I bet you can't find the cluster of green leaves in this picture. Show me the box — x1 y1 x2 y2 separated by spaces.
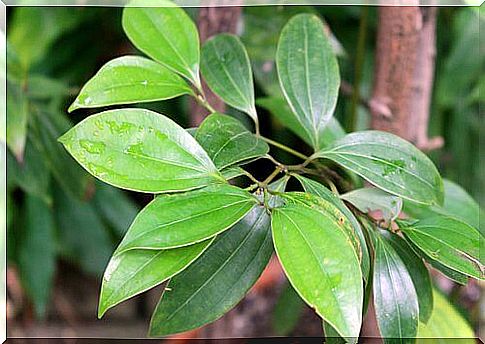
5 8 139 317
59 2 482 341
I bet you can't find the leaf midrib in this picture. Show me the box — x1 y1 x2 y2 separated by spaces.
163 208 268 323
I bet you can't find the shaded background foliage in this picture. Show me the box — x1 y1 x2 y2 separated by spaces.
5 5 483 338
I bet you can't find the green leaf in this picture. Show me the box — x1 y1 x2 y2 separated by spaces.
428 259 469 285
384 233 433 323
272 282 305 336
7 138 51 204
68 56 193 112
26 75 70 100
293 175 370 282
54 186 113 276
280 191 363 268
194 113 269 170
8 7 85 69
272 204 362 338
257 97 345 149
442 180 479 229
324 321 355 344
416 289 475 343
276 14 340 150
92 181 139 237
122 0 200 86
403 179 480 235
341 188 402 222
149 203 273 336
116 184 258 252
33 109 90 199
17 194 56 318
98 238 213 318
400 216 483 279
201 34 258 124
315 131 444 206
6 80 29 161
59 108 223 193
220 166 245 181
373 234 419 343
403 235 469 285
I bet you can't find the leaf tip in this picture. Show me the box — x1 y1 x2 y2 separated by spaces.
67 98 81 113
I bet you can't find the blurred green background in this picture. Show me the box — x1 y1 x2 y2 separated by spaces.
5 5 483 338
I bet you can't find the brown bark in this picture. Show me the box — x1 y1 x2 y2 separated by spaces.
189 4 242 126
409 8 443 151
370 7 443 151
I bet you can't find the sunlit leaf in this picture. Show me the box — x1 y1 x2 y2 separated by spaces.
116 184 258 252
69 56 193 112
98 238 213 318
276 14 340 150
122 0 200 86
293 175 370 281
272 204 362 338
59 108 223 193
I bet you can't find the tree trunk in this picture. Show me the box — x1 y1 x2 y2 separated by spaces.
370 7 442 151
364 7 440 341
189 4 242 126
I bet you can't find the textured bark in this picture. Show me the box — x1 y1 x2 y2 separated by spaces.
370 7 442 151
189 4 242 126
409 8 443 151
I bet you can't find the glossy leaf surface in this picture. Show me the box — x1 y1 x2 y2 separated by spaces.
149 180 285 336
201 34 258 122
195 113 268 170
341 188 402 222
280 192 363 267
373 235 419 343
149 203 272 336
293 175 370 281
116 184 258 252
272 204 362 338
276 14 340 150
385 233 433 323
400 216 483 279
59 108 222 193
69 56 192 112
98 239 213 318
315 131 444 205
122 0 200 86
